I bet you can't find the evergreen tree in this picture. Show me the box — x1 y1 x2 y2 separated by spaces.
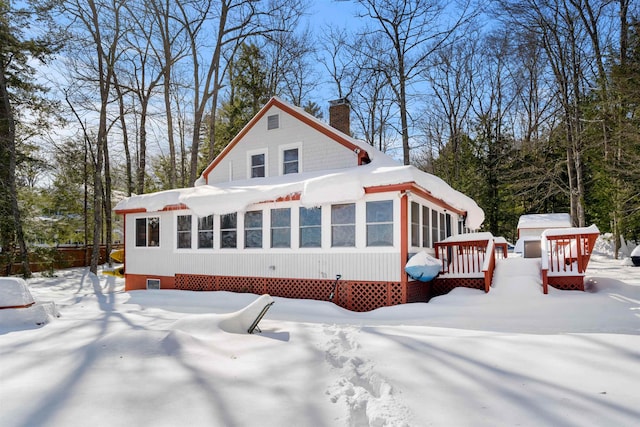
214 43 271 156
0 0 58 276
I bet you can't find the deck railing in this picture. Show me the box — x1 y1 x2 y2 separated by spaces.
434 237 503 293
540 225 599 293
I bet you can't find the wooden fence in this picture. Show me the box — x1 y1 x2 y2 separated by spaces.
1 245 122 276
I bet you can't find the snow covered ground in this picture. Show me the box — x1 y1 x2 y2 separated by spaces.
1 247 639 426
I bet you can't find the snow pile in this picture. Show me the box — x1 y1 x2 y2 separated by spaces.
1 256 639 426
0 277 35 307
593 233 616 256
541 223 599 237
0 278 59 328
172 294 274 336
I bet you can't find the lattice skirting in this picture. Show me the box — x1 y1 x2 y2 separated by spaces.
406 281 430 304
431 277 484 298
548 276 585 291
174 274 417 312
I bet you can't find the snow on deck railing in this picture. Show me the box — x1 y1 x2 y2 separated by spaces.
540 225 599 294
482 239 496 293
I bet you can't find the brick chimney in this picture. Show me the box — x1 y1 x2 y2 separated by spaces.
329 98 350 136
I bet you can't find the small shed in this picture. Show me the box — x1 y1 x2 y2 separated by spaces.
515 214 572 257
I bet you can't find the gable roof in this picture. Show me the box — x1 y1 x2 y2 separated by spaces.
200 97 371 182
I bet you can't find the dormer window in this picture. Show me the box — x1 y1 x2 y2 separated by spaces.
267 114 279 130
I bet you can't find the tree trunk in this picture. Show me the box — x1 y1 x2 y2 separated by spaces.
0 66 30 277
163 69 177 187
114 78 133 196
136 101 148 194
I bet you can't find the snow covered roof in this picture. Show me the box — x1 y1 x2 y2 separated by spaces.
115 157 485 229
541 224 600 237
517 213 572 230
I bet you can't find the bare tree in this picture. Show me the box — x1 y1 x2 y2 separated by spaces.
178 0 306 185
62 0 125 273
148 0 190 188
423 36 477 183
353 0 475 165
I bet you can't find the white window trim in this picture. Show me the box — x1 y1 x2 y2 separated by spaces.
174 213 193 251
279 142 302 175
134 216 161 249
247 149 268 179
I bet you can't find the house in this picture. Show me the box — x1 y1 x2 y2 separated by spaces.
114 97 485 311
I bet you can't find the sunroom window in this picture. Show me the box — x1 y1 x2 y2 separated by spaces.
411 202 420 247
198 215 214 249
299 207 321 248
220 213 237 248
245 211 263 248
366 200 393 247
331 203 355 247
431 210 439 244
177 215 192 249
271 208 291 248
136 217 160 247
422 206 430 247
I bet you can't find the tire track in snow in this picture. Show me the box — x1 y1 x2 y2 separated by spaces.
323 325 411 426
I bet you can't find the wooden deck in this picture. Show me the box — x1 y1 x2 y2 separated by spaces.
432 226 599 296
540 226 599 293
433 235 507 295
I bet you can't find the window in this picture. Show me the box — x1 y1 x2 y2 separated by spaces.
439 212 446 241
198 215 214 249
283 148 299 174
220 213 237 248
366 200 393 246
331 203 355 247
271 208 291 248
136 218 146 246
251 153 265 178
422 206 430 247
300 207 321 248
446 213 452 238
146 279 161 290
431 210 439 244
177 215 192 249
136 217 159 247
267 114 279 130
245 211 263 248
411 202 420 247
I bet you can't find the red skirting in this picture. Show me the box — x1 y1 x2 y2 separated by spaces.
125 273 431 312
431 277 485 298
547 276 585 291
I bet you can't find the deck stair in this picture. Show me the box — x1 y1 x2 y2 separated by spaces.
491 258 543 295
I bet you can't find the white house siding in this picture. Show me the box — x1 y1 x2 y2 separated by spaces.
206 106 359 184
125 194 403 282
